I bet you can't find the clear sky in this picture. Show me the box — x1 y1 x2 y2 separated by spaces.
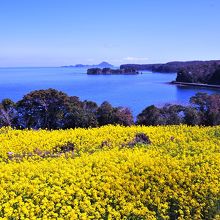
0 0 220 67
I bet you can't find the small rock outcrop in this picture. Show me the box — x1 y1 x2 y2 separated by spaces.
127 133 151 148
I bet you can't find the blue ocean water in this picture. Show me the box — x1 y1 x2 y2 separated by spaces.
0 67 220 116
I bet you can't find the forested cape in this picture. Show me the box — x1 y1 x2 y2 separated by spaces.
121 60 220 84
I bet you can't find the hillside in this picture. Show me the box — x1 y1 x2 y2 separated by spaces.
0 125 220 219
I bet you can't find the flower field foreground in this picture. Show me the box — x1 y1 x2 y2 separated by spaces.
0 126 220 219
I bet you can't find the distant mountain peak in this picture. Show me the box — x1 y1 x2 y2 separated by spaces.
98 61 111 65
97 62 114 68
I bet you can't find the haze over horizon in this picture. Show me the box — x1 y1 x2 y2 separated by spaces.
0 0 220 67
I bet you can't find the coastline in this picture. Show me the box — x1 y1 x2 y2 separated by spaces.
170 81 220 89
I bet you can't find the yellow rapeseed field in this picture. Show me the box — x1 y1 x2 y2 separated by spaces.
0 125 220 219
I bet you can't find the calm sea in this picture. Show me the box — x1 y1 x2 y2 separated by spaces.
0 67 220 116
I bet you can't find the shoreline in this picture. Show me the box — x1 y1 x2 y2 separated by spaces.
170 81 220 89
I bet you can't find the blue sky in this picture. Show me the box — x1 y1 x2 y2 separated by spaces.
0 0 219 67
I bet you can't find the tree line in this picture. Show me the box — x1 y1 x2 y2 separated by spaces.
0 89 220 129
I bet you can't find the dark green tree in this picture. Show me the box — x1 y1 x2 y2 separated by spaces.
161 104 185 125
113 107 134 126
190 93 220 125
17 89 71 129
183 107 202 125
64 106 98 128
0 99 17 127
137 105 164 125
97 101 115 126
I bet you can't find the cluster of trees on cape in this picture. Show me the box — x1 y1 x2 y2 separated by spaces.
1 88 220 129
121 60 220 85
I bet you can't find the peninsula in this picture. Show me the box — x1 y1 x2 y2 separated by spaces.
121 60 220 86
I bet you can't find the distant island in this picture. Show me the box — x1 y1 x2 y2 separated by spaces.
121 60 220 86
87 68 139 75
62 61 114 68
